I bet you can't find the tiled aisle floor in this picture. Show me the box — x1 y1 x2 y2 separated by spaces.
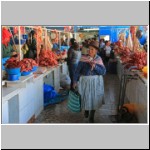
35 73 120 124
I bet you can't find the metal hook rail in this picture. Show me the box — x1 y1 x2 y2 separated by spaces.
117 64 139 112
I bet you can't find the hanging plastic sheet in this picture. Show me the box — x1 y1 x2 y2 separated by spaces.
126 32 133 50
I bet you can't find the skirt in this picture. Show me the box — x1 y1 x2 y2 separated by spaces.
77 75 105 110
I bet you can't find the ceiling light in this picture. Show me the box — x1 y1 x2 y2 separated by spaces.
83 28 99 31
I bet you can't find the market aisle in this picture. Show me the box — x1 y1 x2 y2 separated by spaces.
98 73 120 116
35 73 120 123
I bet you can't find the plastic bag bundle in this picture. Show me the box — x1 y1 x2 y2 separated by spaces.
60 74 71 89
43 84 58 105
2 27 12 46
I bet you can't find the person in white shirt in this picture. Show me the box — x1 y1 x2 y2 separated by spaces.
105 41 111 57
104 41 112 69
100 39 105 49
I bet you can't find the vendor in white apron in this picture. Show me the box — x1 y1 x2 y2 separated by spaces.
73 41 106 123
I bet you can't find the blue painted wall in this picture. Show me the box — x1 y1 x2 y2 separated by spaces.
99 26 130 43
99 26 147 45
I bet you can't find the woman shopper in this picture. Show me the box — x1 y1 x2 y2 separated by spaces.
73 41 106 123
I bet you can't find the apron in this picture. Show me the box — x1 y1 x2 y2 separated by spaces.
77 75 105 110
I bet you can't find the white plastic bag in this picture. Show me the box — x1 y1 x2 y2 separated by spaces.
126 32 133 51
60 74 71 89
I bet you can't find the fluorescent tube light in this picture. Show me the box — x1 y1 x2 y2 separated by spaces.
83 28 99 31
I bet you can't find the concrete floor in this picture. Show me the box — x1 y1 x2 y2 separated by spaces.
35 73 120 124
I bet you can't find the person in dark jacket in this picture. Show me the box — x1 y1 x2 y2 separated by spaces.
61 38 67 46
69 42 81 89
67 38 76 65
25 30 37 59
67 38 76 88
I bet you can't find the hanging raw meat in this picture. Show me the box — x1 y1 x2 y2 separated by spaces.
20 26 25 34
125 51 147 70
39 50 58 67
13 26 18 34
19 58 38 72
133 35 140 52
34 26 43 56
130 26 137 41
119 33 126 46
5 57 20 69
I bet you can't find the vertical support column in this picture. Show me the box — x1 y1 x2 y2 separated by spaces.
62 62 68 75
18 26 22 60
2 101 9 124
67 32 70 46
74 33 77 40
54 67 60 92
8 95 19 123
33 78 44 118
45 28 48 50
36 27 39 65
59 31 61 49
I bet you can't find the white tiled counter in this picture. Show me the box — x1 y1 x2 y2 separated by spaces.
2 62 68 124
116 56 124 81
125 72 147 123
116 57 148 123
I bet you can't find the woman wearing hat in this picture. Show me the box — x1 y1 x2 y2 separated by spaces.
73 41 106 123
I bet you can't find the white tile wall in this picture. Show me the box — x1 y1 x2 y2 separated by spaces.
18 78 44 123
34 78 44 118
62 62 68 75
2 63 67 123
8 95 19 123
18 82 34 111
117 60 147 123
54 67 60 92
44 72 54 86
19 102 35 123
125 76 147 123
2 101 9 124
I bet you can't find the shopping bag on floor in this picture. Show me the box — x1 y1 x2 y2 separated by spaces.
67 89 81 112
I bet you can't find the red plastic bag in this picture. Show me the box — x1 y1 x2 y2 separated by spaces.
2 27 12 46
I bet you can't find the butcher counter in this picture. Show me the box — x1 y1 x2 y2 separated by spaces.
116 57 148 123
2 62 68 124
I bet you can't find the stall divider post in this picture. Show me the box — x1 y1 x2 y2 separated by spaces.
45 28 47 50
58 31 61 50
36 27 39 65
18 26 22 60
67 32 69 46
